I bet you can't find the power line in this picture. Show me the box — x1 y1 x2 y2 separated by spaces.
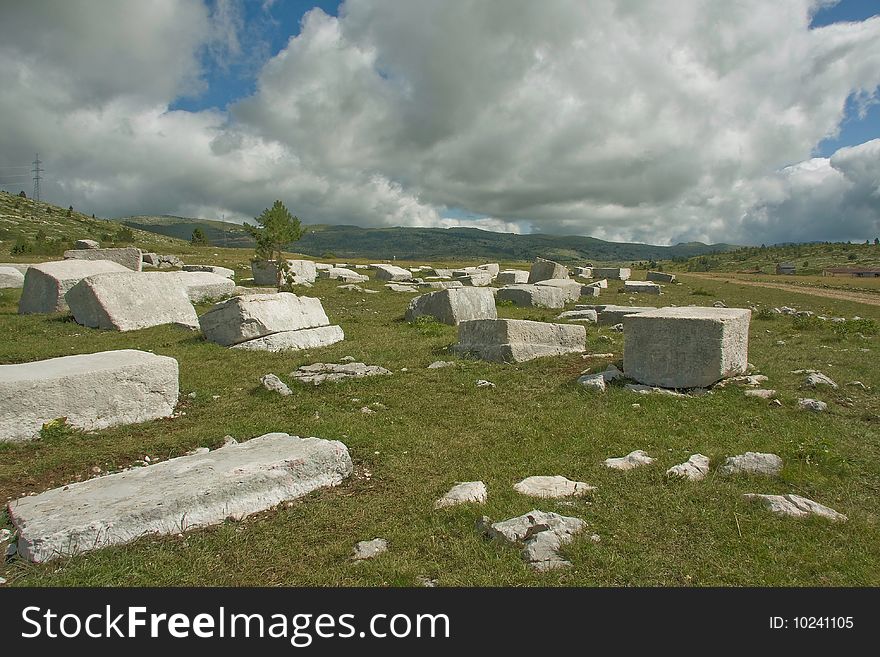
32 154 43 203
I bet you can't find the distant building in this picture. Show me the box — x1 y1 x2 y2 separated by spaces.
823 267 880 278
775 262 796 275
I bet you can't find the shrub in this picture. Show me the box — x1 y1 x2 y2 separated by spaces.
690 287 712 296
832 318 878 338
792 314 822 331
755 307 775 321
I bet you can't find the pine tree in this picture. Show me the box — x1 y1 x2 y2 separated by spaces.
190 227 209 246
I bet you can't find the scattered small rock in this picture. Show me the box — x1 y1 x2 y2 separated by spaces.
610 323 624 332
798 398 827 412
261 373 292 396
605 450 654 470
713 301 727 308
743 494 847 521
352 538 388 560
340 356 357 363
625 384 687 397
291 362 392 385
479 510 589 572
360 406 375 415
513 475 595 499
428 360 455 369
804 372 838 389
846 381 867 390
718 452 782 477
744 389 776 399
666 454 710 481
434 481 488 509
416 576 438 587
577 373 606 391
475 379 496 388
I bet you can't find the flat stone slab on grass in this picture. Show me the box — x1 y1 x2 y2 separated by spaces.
65 271 199 331
496 284 566 309
0 349 178 443
231 325 344 352
743 494 847 521
798 398 828 412
719 452 782 476
291 362 391 385
374 264 413 281
597 305 654 325
74 239 100 249
666 454 710 481
0 266 25 288
261 374 292 396
405 287 496 325
428 360 455 369
480 510 590 572
321 267 369 283
352 538 388 560
578 372 606 391
435 481 488 508
647 271 676 283
8 433 352 562
199 292 331 346
623 281 661 294
167 271 236 302
623 307 751 389
528 258 569 283
558 309 598 323
605 450 654 470
804 372 838 389
18 259 130 314
454 318 585 363
64 246 142 271
182 265 235 279
513 476 595 498
385 283 418 292
744 389 777 399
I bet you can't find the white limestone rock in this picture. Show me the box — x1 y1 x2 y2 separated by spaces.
0 266 25 288
593 267 631 281
481 510 588 572
231 325 344 352
385 283 418 292
528 258 569 283
199 292 331 346
718 452 782 477
496 284 566 309
0 350 178 443
18 259 130 314
427 360 455 369
623 281 661 295
182 265 235 279
744 389 777 399
577 373 606 391
454 318 586 363
434 481 488 508
798 398 828 412
321 267 369 283
596 305 654 325
496 270 529 285
65 271 200 331
646 271 676 283
8 433 353 562
513 476 595 498
261 374 292 396
743 494 847 521
605 450 655 470
558 309 598 323
405 287 497 326
666 454 710 481
64 246 142 271
374 264 413 281
291 362 391 385
167 271 236 302
623 307 751 389
352 538 388 560
74 239 100 249
534 278 583 302
804 372 838 389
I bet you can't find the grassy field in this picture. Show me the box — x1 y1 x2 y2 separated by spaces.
1 256 879 586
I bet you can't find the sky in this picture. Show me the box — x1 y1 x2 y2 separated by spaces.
0 0 878 246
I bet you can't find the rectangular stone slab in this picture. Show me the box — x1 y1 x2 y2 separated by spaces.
65 271 200 331
496 270 529 285
63 247 142 271
18 259 130 314
231 325 345 351
528 258 569 283
454 318 585 363
593 267 631 280
0 266 25 288
7 433 353 562
534 278 583 302
166 271 236 302
623 306 751 388
405 287 497 325
496 284 565 309
623 281 661 294
182 265 235 279
374 264 413 281
646 271 676 283
597 305 655 325
199 292 331 346
0 349 178 442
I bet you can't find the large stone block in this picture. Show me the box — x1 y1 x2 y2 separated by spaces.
63 247 142 271
528 257 569 283
0 349 178 443
646 271 676 283
454 269 492 286
534 278 582 302
283 259 318 284
0 266 25 288
405 287 497 325
182 264 235 279
18 259 130 314
0 263 31 275
199 292 331 346
496 269 529 285
597 305 655 325
251 259 279 285
623 281 661 294
167 271 236 302
593 267 631 280
496 284 565 309
477 263 500 278
454 319 586 363
8 433 352 562
320 267 369 283
374 264 413 281
623 307 751 388
231 325 345 352
65 272 200 331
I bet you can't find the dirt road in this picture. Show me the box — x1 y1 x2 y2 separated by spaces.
681 273 880 307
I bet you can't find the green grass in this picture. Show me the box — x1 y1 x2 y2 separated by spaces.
0 272 879 586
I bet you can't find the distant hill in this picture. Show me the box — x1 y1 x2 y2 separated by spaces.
116 215 737 263
670 241 880 274
0 193 186 257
